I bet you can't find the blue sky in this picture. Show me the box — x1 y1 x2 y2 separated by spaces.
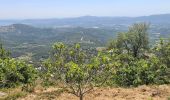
0 0 170 19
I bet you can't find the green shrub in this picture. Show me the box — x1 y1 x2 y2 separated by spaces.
0 58 37 88
114 56 169 87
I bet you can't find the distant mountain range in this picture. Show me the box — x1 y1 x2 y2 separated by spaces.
0 14 170 60
0 14 170 27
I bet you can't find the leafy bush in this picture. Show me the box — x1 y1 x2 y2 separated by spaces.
114 56 169 87
0 58 37 88
153 39 170 68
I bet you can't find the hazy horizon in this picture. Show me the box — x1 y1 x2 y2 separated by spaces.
0 0 170 19
0 13 170 20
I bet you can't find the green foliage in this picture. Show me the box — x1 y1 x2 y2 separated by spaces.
0 58 37 88
0 44 37 88
0 43 10 59
109 23 149 58
42 42 114 100
153 39 170 68
114 56 169 87
108 23 170 87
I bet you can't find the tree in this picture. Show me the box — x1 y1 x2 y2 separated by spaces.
128 23 149 57
109 23 150 58
42 42 114 100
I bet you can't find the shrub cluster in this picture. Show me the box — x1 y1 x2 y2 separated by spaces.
0 44 37 88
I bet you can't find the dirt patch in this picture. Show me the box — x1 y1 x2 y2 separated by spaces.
19 85 170 100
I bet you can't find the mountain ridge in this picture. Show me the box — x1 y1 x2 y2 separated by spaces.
0 14 170 27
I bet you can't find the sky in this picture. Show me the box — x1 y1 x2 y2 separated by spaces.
0 0 170 19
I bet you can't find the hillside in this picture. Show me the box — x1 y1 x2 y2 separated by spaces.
0 22 170 61
0 24 118 61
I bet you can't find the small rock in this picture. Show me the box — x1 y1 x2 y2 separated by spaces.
0 92 6 97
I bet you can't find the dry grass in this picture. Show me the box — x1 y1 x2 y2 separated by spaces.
20 85 170 100
1 85 170 100
0 87 27 100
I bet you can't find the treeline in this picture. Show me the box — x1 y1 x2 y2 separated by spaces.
0 23 170 100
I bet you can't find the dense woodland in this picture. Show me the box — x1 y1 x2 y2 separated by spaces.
0 23 170 100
